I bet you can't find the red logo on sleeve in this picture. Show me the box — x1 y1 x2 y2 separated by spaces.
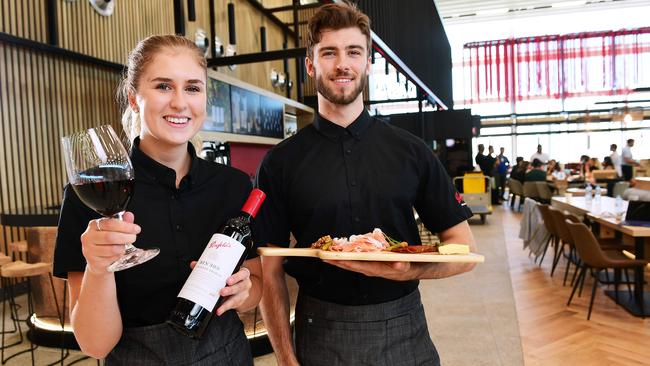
455 192 463 204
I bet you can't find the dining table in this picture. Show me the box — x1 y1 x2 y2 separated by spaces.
551 196 649 317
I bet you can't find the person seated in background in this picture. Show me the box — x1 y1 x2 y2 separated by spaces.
588 157 602 171
601 156 622 197
525 159 547 182
549 161 565 180
546 159 558 177
510 160 529 183
579 155 590 179
602 156 615 170
584 157 602 184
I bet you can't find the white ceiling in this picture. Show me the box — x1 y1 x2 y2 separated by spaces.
434 0 650 24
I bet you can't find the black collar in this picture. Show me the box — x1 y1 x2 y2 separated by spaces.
130 137 200 190
313 108 372 141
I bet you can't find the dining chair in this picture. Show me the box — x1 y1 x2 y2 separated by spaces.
547 207 574 278
535 181 553 204
523 182 540 202
565 220 648 320
508 179 525 210
536 205 559 267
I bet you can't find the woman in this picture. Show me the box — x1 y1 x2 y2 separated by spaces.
54 35 261 365
510 160 529 183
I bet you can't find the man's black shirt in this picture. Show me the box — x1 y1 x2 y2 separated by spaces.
54 138 252 327
254 109 472 305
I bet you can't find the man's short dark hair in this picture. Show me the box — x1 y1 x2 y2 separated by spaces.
532 159 542 168
628 139 635 144
306 1 372 59
611 143 617 150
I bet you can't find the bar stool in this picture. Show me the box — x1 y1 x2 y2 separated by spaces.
0 242 62 366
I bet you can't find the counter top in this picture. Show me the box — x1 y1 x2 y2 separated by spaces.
0 205 60 227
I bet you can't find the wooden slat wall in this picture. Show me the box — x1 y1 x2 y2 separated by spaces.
0 0 47 42
0 0 306 252
185 0 298 100
0 0 174 251
57 1 175 63
0 42 122 251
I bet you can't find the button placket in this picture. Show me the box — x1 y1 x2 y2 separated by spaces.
169 189 188 267
343 138 362 227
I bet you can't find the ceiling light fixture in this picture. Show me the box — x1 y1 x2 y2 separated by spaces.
552 1 587 8
476 8 509 16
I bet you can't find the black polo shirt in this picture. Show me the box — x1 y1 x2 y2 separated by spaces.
254 109 472 305
54 138 253 327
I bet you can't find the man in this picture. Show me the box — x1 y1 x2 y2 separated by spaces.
621 139 639 181
610 143 622 178
525 159 547 182
475 143 486 171
475 144 494 176
530 144 549 164
255 3 476 366
495 147 510 201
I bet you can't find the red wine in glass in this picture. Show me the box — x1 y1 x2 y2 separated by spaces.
74 166 134 216
61 125 159 272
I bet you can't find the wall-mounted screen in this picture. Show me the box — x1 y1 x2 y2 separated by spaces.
203 78 232 132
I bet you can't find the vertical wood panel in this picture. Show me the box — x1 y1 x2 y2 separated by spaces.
0 43 121 253
187 0 298 99
0 0 308 253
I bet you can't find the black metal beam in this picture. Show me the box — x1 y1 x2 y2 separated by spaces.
594 99 650 105
243 0 296 39
187 0 196 22
209 0 217 61
173 0 185 36
46 0 57 46
207 47 307 67
283 34 291 99
293 0 303 103
364 97 420 105
634 87 650 93
0 32 124 71
268 2 321 12
284 21 308 26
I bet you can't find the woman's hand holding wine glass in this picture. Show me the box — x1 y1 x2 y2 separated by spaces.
61 125 159 272
81 212 142 275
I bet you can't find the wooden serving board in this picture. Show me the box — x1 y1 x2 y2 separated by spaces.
257 247 485 263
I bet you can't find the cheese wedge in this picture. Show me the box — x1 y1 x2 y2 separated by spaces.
438 243 470 255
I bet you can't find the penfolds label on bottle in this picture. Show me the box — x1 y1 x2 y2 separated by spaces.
177 233 245 311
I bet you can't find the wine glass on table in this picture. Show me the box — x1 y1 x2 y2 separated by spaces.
61 125 159 272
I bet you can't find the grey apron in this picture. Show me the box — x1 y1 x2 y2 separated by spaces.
295 289 440 366
105 310 252 366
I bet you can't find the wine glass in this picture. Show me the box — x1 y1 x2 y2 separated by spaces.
61 125 159 272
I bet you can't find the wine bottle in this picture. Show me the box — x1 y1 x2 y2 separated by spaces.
167 188 266 339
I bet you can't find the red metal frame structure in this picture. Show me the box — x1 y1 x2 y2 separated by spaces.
462 27 650 108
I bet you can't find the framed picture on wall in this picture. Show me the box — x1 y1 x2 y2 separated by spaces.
203 77 232 132
259 95 284 138
231 85 261 135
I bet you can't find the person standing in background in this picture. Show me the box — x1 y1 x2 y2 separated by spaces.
530 144 549 164
610 143 622 178
495 147 510 202
475 144 487 172
621 139 640 181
